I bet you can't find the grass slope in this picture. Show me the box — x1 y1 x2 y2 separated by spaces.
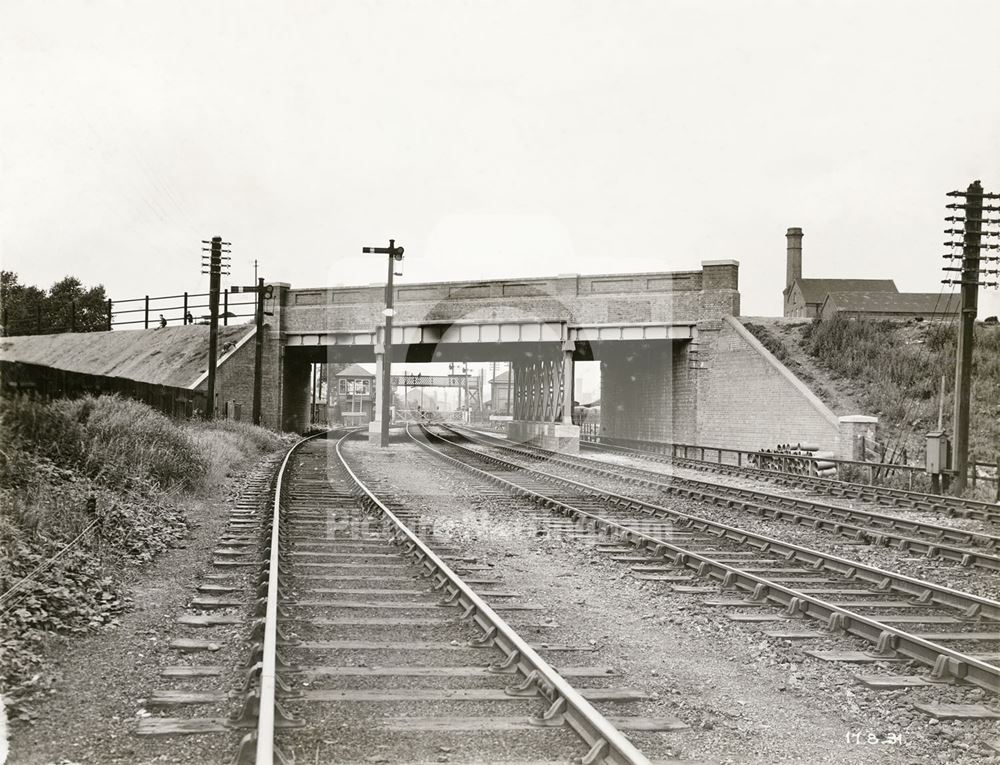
745 317 1000 465
0 394 290 717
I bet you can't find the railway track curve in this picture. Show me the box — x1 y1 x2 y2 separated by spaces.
415 425 1000 699
240 429 675 764
581 436 1000 524
450 428 1000 571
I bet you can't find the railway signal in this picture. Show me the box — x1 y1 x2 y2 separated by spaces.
362 239 405 447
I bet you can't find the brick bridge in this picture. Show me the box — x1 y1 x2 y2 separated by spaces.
3 260 867 456
247 261 742 450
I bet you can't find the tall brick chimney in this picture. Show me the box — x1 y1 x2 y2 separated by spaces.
785 227 803 291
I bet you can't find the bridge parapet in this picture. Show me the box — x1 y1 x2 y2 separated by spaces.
280 262 739 334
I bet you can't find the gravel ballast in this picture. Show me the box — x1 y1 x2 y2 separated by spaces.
343 431 1000 764
450 433 1000 600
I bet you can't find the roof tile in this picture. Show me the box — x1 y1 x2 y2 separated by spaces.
798 278 898 303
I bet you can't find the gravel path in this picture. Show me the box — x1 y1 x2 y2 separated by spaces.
346 434 1000 764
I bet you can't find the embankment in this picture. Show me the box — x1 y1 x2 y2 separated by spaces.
0 394 290 721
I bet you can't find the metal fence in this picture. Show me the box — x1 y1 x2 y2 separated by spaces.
110 290 256 329
582 435 998 495
395 409 470 423
1 289 258 336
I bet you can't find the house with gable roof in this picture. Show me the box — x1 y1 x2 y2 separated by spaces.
782 228 959 320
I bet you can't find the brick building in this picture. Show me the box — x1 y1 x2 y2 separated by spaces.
782 228 898 318
782 227 959 321
489 369 512 414
819 291 961 320
334 363 375 424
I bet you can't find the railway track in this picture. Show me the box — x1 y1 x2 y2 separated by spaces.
446 427 1000 571
415 425 1000 703
581 435 1000 524
141 429 700 764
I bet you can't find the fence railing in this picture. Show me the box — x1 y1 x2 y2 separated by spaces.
0 360 208 420
582 435 998 496
1 288 257 336
309 406 487 427
1 302 109 336
395 409 474 423
110 290 256 329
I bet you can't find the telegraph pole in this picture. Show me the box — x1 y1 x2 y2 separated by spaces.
362 239 404 447
201 236 231 420
943 181 1000 493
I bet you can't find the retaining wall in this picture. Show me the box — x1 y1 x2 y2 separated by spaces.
694 316 841 452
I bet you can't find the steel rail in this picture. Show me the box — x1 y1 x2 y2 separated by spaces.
590 449 1000 548
449 427 1000 570
652 449 996 512
255 429 329 765
443 427 1000 615
413 426 1000 693
583 436 1000 520
475 429 1000 548
340 428 650 765
661 452 1000 520
627 438 932 475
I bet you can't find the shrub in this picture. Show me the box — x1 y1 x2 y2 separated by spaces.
0 394 290 708
183 419 288 491
802 317 1000 460
58 395 208 492
0 394 210 492
0 395 85 468
184 418 285 456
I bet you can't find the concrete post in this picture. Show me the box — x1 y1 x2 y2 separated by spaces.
369 328 386 445
838 415 877 461
561 347 574 425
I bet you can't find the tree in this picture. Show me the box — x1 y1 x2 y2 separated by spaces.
45 277 109 333
0 271 108 336
0 271 46 336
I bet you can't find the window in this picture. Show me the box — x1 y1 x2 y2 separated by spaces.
342 379 371 396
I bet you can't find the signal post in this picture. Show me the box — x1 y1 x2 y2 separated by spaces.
363 239 404 447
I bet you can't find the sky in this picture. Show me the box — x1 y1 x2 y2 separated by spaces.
2 1 999 324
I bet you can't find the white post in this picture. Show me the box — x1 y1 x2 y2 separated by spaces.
562 350 574 424
369 329 385 444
